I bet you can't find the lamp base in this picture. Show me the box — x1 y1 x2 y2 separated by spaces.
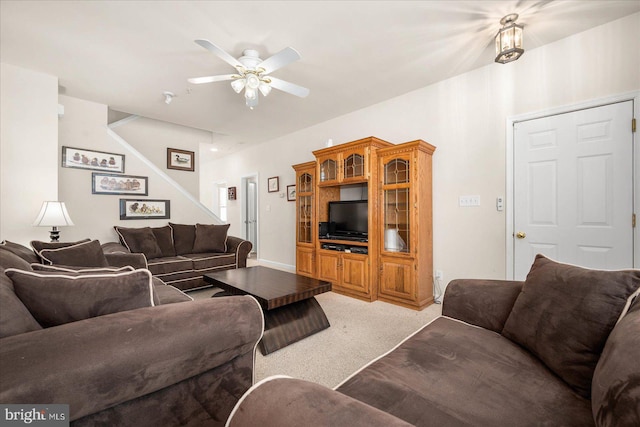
49 227 60 242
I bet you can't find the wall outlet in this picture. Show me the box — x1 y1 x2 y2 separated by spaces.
435 270 443 280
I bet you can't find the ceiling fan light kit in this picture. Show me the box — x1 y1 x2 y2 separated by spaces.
188 40 309 109
495 13 524 64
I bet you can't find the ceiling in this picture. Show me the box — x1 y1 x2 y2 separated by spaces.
1 1 638 156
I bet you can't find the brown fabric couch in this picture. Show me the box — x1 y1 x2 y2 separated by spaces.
109 223 253 291
227 255 640 427
0 241 264 426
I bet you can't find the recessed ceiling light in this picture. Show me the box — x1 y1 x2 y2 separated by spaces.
210 147 219 152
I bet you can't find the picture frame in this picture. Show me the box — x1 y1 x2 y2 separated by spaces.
287 185 296 201
268 176 279 193
92 173 148 196
228 186 237 200
62 146 125 173
119 199 170 220
167 148 195 171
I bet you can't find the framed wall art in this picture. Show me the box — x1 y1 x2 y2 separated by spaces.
119 199 170 220
287 185 296 201
62 146 125 173
92 173 148 196
167 148 195 171
268 176 279 193
228 186 237 200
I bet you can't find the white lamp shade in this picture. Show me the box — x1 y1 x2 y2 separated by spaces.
33 201 75 227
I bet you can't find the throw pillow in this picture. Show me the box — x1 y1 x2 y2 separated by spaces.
31 239 91 262
502 254 640 398
169 223 196 255
31 264 134 273
192 223 230 253
5 268 155 328
1 240 40 264
114 226 163 260
0 274 43 338
151 225 176 257
38 239 109 267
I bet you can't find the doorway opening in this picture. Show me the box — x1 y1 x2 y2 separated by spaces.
242 174 258 257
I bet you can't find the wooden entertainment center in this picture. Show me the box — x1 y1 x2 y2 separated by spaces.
292 136 436 310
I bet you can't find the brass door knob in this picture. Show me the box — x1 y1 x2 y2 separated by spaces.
516 231 526 239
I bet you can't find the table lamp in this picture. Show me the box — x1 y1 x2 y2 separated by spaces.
33 201 75 242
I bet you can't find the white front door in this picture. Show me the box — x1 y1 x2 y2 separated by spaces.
513 101 634 279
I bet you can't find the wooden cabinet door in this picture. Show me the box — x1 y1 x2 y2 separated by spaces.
317 154 339 185
296 247 315 277
379 256 415 301
341 253 369 294
341 147 367 183
317 251 340 283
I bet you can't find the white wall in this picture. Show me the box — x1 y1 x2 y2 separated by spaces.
58 95 221 244
201 13 640 281
111 116 210 198
0 63 59 245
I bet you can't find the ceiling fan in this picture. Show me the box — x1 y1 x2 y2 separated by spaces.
188 39 310 109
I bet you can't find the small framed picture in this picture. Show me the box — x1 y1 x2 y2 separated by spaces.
287 185 296 201
228 186 237 200
92 173 148 196
268 176 279 193
62 146 125 173
119 199 170 220
167 148 195 171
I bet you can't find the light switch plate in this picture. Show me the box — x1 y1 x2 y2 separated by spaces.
459 195 480 207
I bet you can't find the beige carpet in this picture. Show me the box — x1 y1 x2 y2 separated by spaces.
189 286 442 388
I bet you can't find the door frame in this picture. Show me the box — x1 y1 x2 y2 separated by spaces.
241 173 259 256
506 91 639 279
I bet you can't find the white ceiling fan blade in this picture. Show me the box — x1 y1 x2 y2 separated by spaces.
259 47 301 74
268 77 310 98
194 39 243 69
188 74 237 84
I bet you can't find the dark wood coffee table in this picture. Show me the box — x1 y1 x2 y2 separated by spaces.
203 266 331 355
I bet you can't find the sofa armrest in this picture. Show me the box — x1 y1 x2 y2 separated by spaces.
442 279 523 333
0 296 264 422
227 376 412 427
226 236 253 268
102 242 148 269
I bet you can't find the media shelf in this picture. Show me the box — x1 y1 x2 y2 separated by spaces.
293 137 435 309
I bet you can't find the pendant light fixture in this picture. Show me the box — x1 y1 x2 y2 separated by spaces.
495 13 524 64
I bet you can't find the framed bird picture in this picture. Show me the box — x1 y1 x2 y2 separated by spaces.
62 146 125 173
167 148 195 172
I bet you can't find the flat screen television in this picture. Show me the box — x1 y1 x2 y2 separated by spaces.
328 200 368 239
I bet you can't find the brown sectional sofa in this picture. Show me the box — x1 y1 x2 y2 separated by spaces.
227 255 640 426
110 223 252 291
0 240 264 426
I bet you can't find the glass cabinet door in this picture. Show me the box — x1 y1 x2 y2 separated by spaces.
319 158 337 182
297 172 314 244
343 153 364 179
383 158 410 253
298 195 313 244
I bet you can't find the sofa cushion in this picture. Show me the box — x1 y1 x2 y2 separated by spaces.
0 249 43 338
31 238 91 263
502 255 640 398
151 225 176 257
38 239 109 267
591 295 640 426
5 268 155 327
192 223 230 253
169 223 196 255
1 240 39 264
114 226 163 259
185 252 236 271
337 316 593 426
146 256 193 276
